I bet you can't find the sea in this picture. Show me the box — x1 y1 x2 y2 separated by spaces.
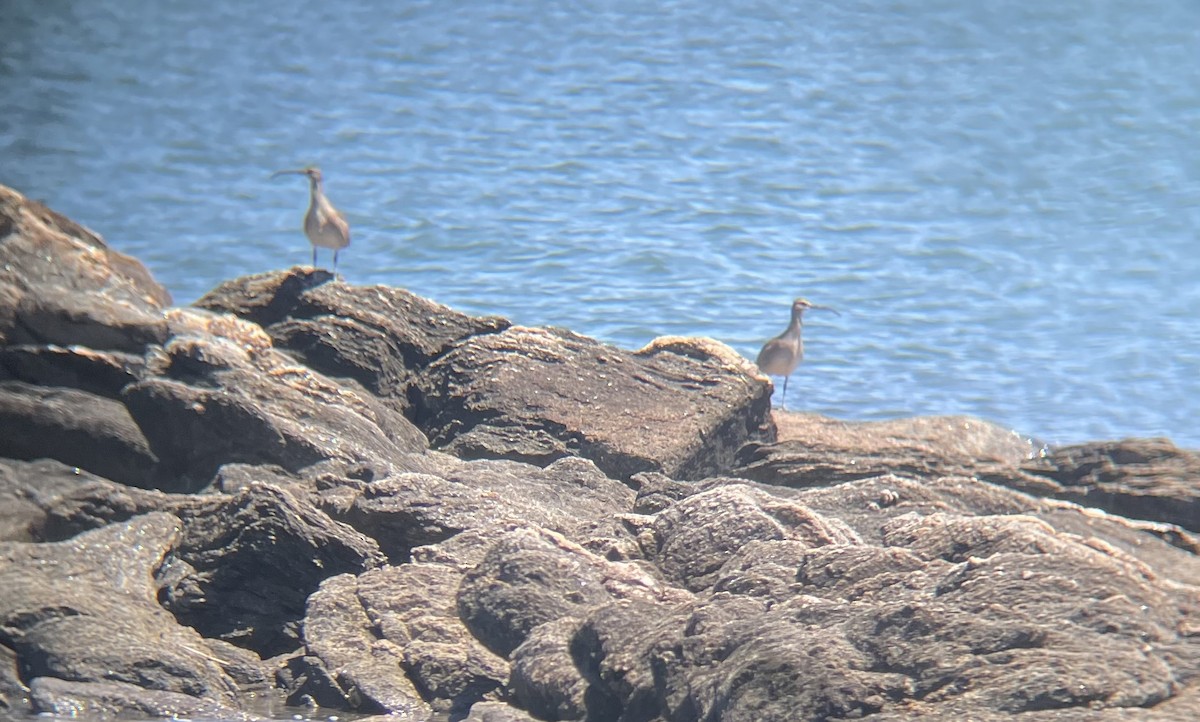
2 0 1199 449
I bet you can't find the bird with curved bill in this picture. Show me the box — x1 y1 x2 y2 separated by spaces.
755 297 839 409
270 166 350 273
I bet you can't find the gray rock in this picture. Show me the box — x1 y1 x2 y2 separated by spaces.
28 677 266 721
0 642 27 714
358 563 509 714
508 616 588 721
0 185 170 352
462 700 541 722
122 308 428 488
733 413 1036 487
528 475 1200 720
1010 437 1200 531
0 381 158 488
162 483 387 658
0 343 145 398
648 483 859 591
296 573 431 716
0 514 255 708
457 526 688 659
340 455 636 561
416 327 772 480
0 458 114 542
195 268 508 407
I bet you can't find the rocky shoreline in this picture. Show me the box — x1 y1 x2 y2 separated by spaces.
0 181 1198 721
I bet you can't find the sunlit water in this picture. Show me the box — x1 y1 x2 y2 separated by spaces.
3 0 1199 448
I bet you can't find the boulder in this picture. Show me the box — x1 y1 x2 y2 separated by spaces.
490 476 1200 721
457 526 690 659
122 308 428 489
0 185 170 352
1005 437 1200 532
339 455 636 561
161 483 387 658
292 572 431 716
195 269 509 408
0 514 267 715
416 328 773 480
290 562 510 717
0 381 158 488
733 413 1036 487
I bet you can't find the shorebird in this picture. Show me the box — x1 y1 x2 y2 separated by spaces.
271 166 350 273
755 297 839 409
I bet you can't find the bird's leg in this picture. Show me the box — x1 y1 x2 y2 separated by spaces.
312 246 317 268
333 249 339 276
781 375 789 410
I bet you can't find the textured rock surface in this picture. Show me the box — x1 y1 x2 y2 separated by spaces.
1008 437 1200 532
416 327 774 480
122 307 429 490
734 412 1036 487
2 182 1199 721
0 514 266 716
195 268 510 409
0 185 170 351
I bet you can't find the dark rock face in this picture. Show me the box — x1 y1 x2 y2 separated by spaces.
2 182 1200 721
0 381 159 487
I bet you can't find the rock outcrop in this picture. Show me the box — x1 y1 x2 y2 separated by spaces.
1 182 1198 721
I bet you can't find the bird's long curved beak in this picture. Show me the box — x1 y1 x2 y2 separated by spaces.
269 169 306 179
810 304 841 316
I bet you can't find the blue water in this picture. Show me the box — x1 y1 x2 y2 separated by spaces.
2 0 1198 449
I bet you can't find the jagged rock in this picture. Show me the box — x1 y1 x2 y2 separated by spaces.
416 328 773 480
161 483 387 657
353 563 508 715
0 514 262 711
508 616 588 720
457 526 690 659
0 184 170 352
1006 437 1200 532
195 268 509 407
733 413 1036 487
340 455 636 561
21 473 385 659
295 573 431 716
122 308 428 489
649 484 860 591
487 476 1200 721
0 381 159 488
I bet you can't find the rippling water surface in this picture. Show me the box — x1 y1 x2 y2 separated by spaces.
3 0 1199 447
